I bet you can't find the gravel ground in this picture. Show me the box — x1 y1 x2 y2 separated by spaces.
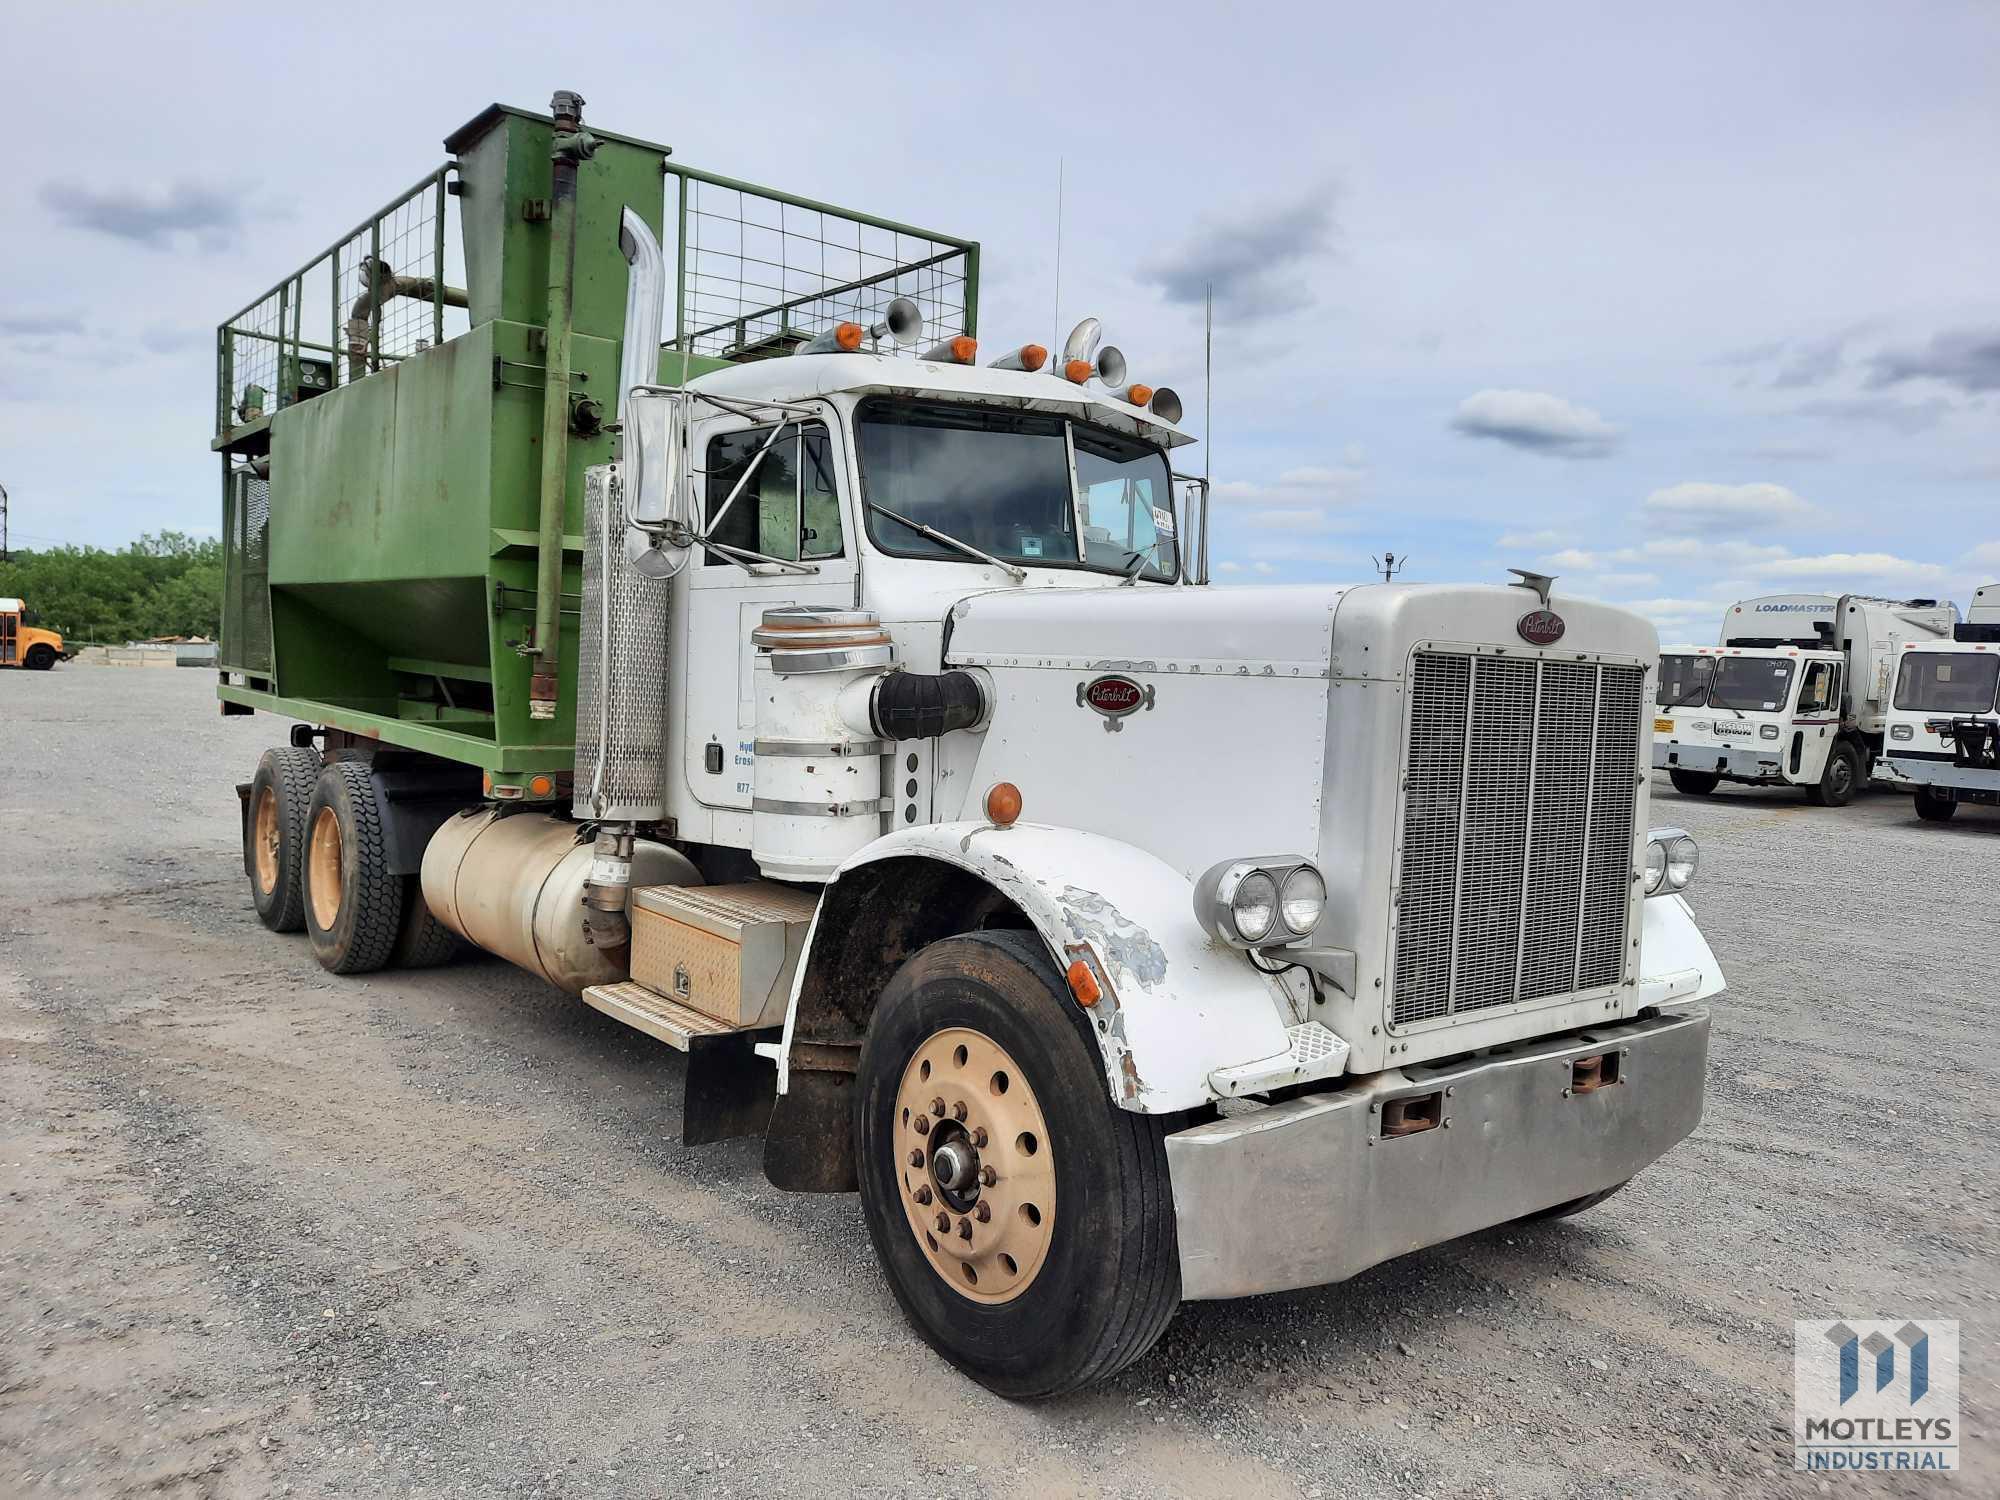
2 666 1993 1498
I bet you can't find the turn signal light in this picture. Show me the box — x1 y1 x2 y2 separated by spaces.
1066 958 1102 1008
984 781 1022 827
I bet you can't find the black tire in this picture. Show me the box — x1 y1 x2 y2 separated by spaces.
1519 1178 1631 1222
391 877 462 968
1668 769 1719 796
855 929 1180 1399
23 643 56 671
1806 742 1860 807
1914 786 1958 823
302 761 403 975
246 746 321 933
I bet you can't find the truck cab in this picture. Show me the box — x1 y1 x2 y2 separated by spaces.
1653 645 1852 802
1879 595 2000 820
0 597 64 671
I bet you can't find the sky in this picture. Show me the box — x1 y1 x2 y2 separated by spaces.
3 1 1996 643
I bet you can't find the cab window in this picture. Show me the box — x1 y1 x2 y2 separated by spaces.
1797 662 1838 714
1657 654 1711 707
704 422 842 564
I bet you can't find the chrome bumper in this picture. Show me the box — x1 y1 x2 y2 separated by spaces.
1654 742 1776 779
1166 1008 1710 1301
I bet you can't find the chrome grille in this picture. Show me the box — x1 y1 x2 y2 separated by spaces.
1392 652 1643 1027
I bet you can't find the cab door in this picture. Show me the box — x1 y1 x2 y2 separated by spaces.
679 406 857 810
1790 659 1841 782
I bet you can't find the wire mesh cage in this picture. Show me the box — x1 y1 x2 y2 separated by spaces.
215 169 464 437
666 169 976 362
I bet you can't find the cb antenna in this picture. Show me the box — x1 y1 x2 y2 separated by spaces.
1201 281 1213 581
0 481 9 563
1052 157 1065 353
1372 550 1409 583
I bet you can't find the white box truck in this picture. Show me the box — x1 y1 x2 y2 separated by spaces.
1654 593 1957 805
1880 586 2000 820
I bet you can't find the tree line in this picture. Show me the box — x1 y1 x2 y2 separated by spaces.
0 533 223 645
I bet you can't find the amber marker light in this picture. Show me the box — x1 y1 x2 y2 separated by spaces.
834 321 864 351
1066 958 1103 1008
528 773 555 798
1125 383 1154 407
984 781 1023 827
942 335 977 363
1019 343 1048 371
1063 358 1091 384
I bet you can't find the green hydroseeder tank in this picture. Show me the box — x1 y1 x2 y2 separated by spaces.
211 91 978 799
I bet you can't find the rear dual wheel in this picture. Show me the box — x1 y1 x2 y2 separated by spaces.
855 930 1181 1399
247 747 321 932
1914 786 1958 822
1668 769 1718 796
297 761 461 974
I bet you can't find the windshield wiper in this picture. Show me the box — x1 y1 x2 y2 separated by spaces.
1117 543 1161 586
868 503 1025 582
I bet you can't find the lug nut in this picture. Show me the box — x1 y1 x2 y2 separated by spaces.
957 1218 973 1240
974 1202 991 1223
972 1127 988 1148
913 1116 930 1136
931 1097 946 1117
951 1101 968 1122
979 1165 997 1187
908 1148 924 1167
935 1211 950 1233
914 1185 933 1205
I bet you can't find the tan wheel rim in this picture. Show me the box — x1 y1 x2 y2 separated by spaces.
894 1026 1056 1304
307 805 344 932
251 786 280 895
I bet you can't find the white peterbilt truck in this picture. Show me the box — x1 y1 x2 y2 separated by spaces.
224 153 1727 1396
1880 585 2000 821
1654 593 1957 805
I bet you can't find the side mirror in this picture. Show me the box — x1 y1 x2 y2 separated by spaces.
624 389 690 579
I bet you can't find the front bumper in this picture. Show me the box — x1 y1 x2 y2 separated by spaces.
1166 1007 1710 1300
1882 755 2000 801
1654 741 1777 780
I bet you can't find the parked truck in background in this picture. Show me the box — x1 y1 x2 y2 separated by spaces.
1653 593 1957 805
207 91 1726 1397
1880 585 2000 822
0 597 64 670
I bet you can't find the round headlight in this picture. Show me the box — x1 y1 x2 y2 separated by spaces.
1642 839 1667 896
1665 834 1698 890
1231 870 1279 943
1279 865 1326 936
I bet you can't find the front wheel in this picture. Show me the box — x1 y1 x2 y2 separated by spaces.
1668 769 1719 796
1806 742 1861 807
854 930 1180 1399
1914 786 1958 822
23 644 56 671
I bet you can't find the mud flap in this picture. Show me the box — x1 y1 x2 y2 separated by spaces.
682 1032 778 1147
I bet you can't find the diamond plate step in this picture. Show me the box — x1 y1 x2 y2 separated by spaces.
581 980 758 1052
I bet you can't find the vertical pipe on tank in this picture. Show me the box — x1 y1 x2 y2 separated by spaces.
530 89 595 719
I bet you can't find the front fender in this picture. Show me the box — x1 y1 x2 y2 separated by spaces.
1639 892 1726 1006
782 822 1299 1113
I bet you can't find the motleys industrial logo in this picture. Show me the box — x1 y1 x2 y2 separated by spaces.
1794 1319 1959 1472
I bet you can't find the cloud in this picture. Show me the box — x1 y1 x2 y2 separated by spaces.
138 324 205 355
1793 394 1953 433
0 312 85 338
1215 560 1244 575
1868 326 2000 395
1497 528 1569 550
1213 461 1366 512
1450 389 1620 458
1754 552 1947 586
1718 331 1855 390
1966 540 2000 569
1241 509 1339 532
1640 481 1810 533
39 179 246 250
1138 187 1337 321
1253 561 1279 576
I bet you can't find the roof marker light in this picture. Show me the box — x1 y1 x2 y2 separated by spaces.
1121 383 1155 408
988 343 1048 372
1063 359 1092 384
921 335 978 365
801 321 865 354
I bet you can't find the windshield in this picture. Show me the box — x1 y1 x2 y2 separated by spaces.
1657 654 1712 707
1895 651 2000 714
1708 656 1795 712
856 397 1177 580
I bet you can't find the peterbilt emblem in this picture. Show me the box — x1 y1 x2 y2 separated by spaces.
1517 609 1566 646
1077 674 1155 732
